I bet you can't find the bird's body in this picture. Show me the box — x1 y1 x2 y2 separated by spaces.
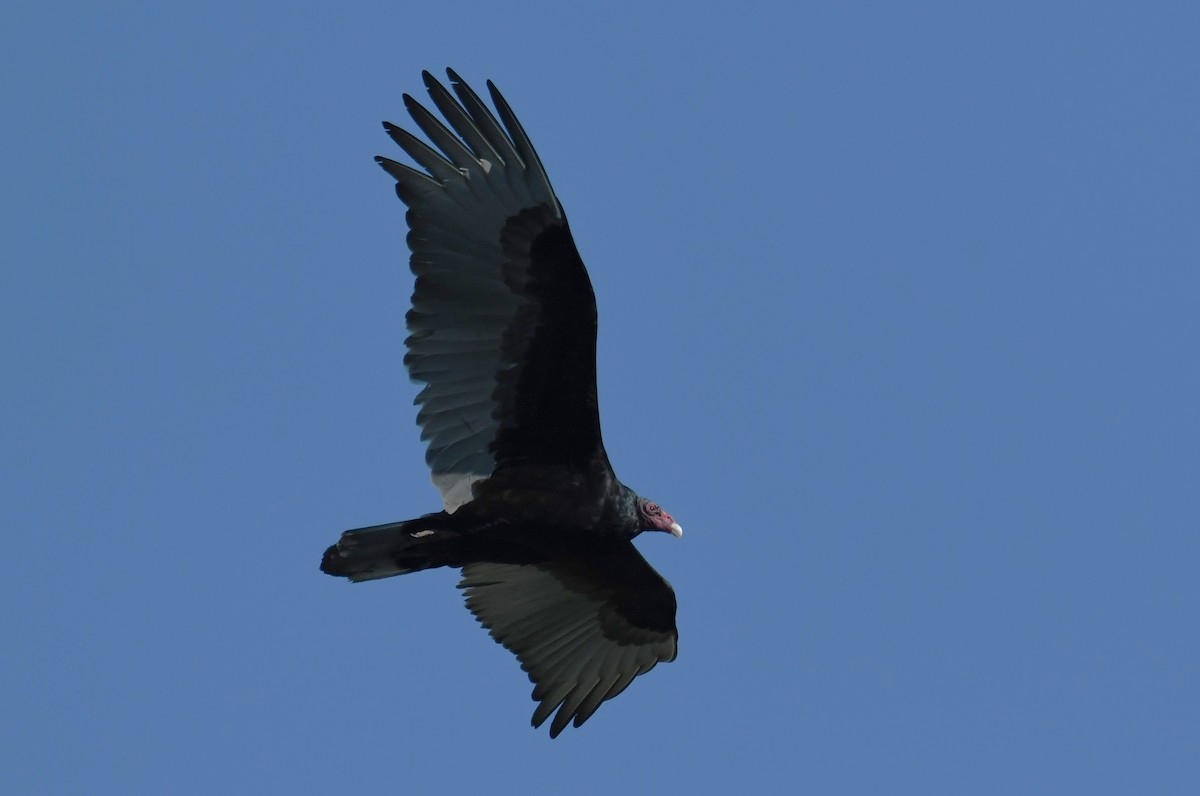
321 69 681 738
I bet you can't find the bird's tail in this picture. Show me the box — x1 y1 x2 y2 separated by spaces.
320 514 463 582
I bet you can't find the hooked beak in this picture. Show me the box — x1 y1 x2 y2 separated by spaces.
669 522 683 539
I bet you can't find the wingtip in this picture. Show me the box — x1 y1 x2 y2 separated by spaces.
421 69 444 93
373 155 396 175
532 711 559 738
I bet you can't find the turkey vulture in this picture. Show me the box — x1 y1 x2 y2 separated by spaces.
321 69 682 738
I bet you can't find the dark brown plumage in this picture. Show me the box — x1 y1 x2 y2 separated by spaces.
321 69 682 738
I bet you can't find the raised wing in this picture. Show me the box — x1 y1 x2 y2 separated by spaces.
459 544 678 738
376 70 607 513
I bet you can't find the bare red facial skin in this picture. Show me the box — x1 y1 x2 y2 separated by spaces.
637 499 679 534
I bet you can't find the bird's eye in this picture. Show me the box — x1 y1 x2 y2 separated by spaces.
646 503 661 515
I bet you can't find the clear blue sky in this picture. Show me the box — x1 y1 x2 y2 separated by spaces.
3 2 1197 793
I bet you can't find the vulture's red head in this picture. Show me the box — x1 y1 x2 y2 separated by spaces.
637 499 683 538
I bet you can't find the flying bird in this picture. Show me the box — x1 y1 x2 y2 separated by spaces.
321 69 682 738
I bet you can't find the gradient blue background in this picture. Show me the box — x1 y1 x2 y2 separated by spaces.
4 2 1197 793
